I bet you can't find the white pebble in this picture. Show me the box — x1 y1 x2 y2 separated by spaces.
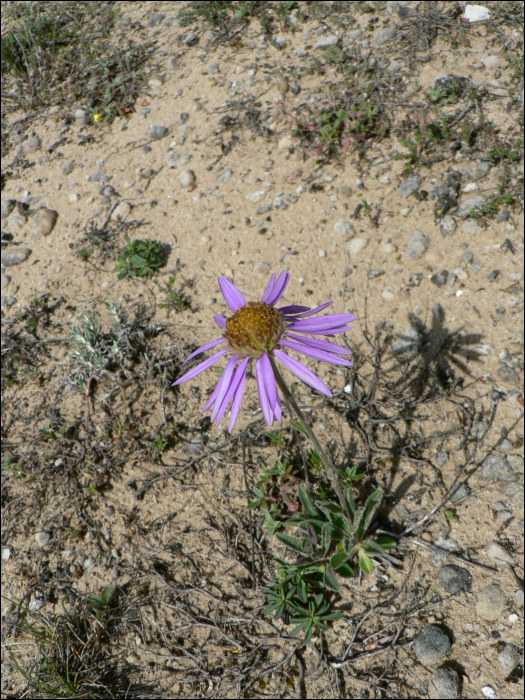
318 249 326 258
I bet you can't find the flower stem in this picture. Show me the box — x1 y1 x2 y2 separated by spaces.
269 356 355 522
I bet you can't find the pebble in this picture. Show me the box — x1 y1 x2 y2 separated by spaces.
178 112 189 125
481 55 501 69
35 531 51 547
183 33 199 46
218 169 233 185
1 274 11 290
429 667 461 700
450 483 471 503
83 556 95 570
463 220 483 235
482 454 513 480
314 35 339 50
28 594 45 612
332 220 354 238
339 185 352 198
430 269 448 286
414 625 451 661
406 231 429 260
31 207 58 238
487 269 500 282
495 509 512 524
456 194 486 218
476 584 506 622
111 201 132 221
62 160 75 175
382 289 395 301
148 13 165 27
1 199 16 220
318 249 326 258
179 169 196 188
149 125 168 140
15 136 41 158
373 28 397 45
253 261 271 278
347 236 369 257
463 182 479 193
497 438 513 454
204 297 216 306
398 174 421 198
470 260 483 273
1 248 32 267
440 215 457 237
497 643 520 672
367 269 385 279
486 541 515 565
438 565 472 594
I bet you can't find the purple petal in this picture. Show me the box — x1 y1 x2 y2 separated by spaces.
279 338 352 367
315 325 353 336
259 352 280 420
283 301 333 319
182 337 225 366
260 273 277 303
272 386 282 421
256 355 274 426
228 360 248 432
211 356 239 422
202 378 222 413
172 348 228 386
278 304 311 314
265 271 290 306
218 276 246 313
215 357 248 426
288 314 356 333
273 349 332 397
214 315 226 329
284 332 352 355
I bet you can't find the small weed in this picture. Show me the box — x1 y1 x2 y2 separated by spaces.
148 434 168 454
114 233 162 280
157 275 190 315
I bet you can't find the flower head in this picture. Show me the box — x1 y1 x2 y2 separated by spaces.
173 271 356 432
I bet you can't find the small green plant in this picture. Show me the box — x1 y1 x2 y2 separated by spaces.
114 233 162 280
148 434 168 454
157 275 190 315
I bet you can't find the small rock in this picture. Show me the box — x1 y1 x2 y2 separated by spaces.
111 201 132 221
28 595 45 612
253 261 271 279
463 220 483 235
183 33 199 46
83 556 95 570
497 438 513 454
463 182 479 193
470 260 483 273
486 541 515 565
414 625 450 661
314 35 339 50
438 565 472 594
339 185 352 198
496 210 510 223
1 274 12 290
290 84 301 95
495 509 512 524
35 531 51 547
332 220 354 239
440 215 457 237
482 454 513 480
15 136 41 158
450 483 471 503
373 28 397 45
398 174 421 198
481 55 501 69
246 188 267 204
204 297 216 306
347 236 369 258
430 270 448 286
367 269 385 279
406 231 429 260
497 366 519 386
382 289 395 301
8 212 27 233
456 194 486 218
62 160 75 175
476 584 506 622
278 135 295 150
31 207 58 238
318 249 326 258
149 124 168 140
1 248 32 267
218 169 233 185
178 112 189 125
487 269 500 282
179 169 196 188
497 643 520 672
429 667 461 700
148 12 165 27
1 199 16 220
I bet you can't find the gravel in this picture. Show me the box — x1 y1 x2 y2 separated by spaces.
429 667 461 700
414 625 451 661
476 584 506 622
438 565 472 594
406 231 429 260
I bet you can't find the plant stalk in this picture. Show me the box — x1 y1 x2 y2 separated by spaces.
269 355 355 522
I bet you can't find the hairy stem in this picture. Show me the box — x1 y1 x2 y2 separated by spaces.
269 355 355 522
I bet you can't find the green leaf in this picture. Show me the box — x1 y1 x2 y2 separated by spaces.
275 532 307 554
374 536 397 550
330 552 348 570
357 489 383 538
290 419 308 436
334 563 354 577
344 486 356 523
323 610 345 621
358 550 374 574
298 580 307 604
298 485 319 518
322 565 340 592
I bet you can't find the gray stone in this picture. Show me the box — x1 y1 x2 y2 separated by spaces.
179 169 196 188
463 220 483 235
148 12 165 27
332 220 355 238
440 215 457 237
398 174 421 198
111 201 132 221
482 454 513 480
183 33 199 46
88 170 103 182
476 584 506 622
28 594 45 612
35 531 51 547
8 212 28 233
367 269 385 279
1 248 32 267
347 236 369 258
15 136 41 158
253 261 271 279
438 565 471 594
497 366 519 386
1 274 11 290
314 35 339 50
149 125 168 140
406 231 429 260
470 260 483 273
218 169 232 185
497 438 513 454
430 270 448 286
178 112 189 125
429 667 460 700
487 269 500 282
496 210 510 223
83 556 95 570
31 207 58 238
373 28 397 45
456 194 486 218
481 55 501 69
498 643 520 672
502 481 523 505
450 483 471 503
1 199 16 220
436 452 448 466
414 625 450 661
63 160 75 175
486 541 515 565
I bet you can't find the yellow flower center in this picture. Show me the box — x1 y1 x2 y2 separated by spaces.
223 302 286 358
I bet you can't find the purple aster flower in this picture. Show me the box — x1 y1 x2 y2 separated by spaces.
172 271 356 432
